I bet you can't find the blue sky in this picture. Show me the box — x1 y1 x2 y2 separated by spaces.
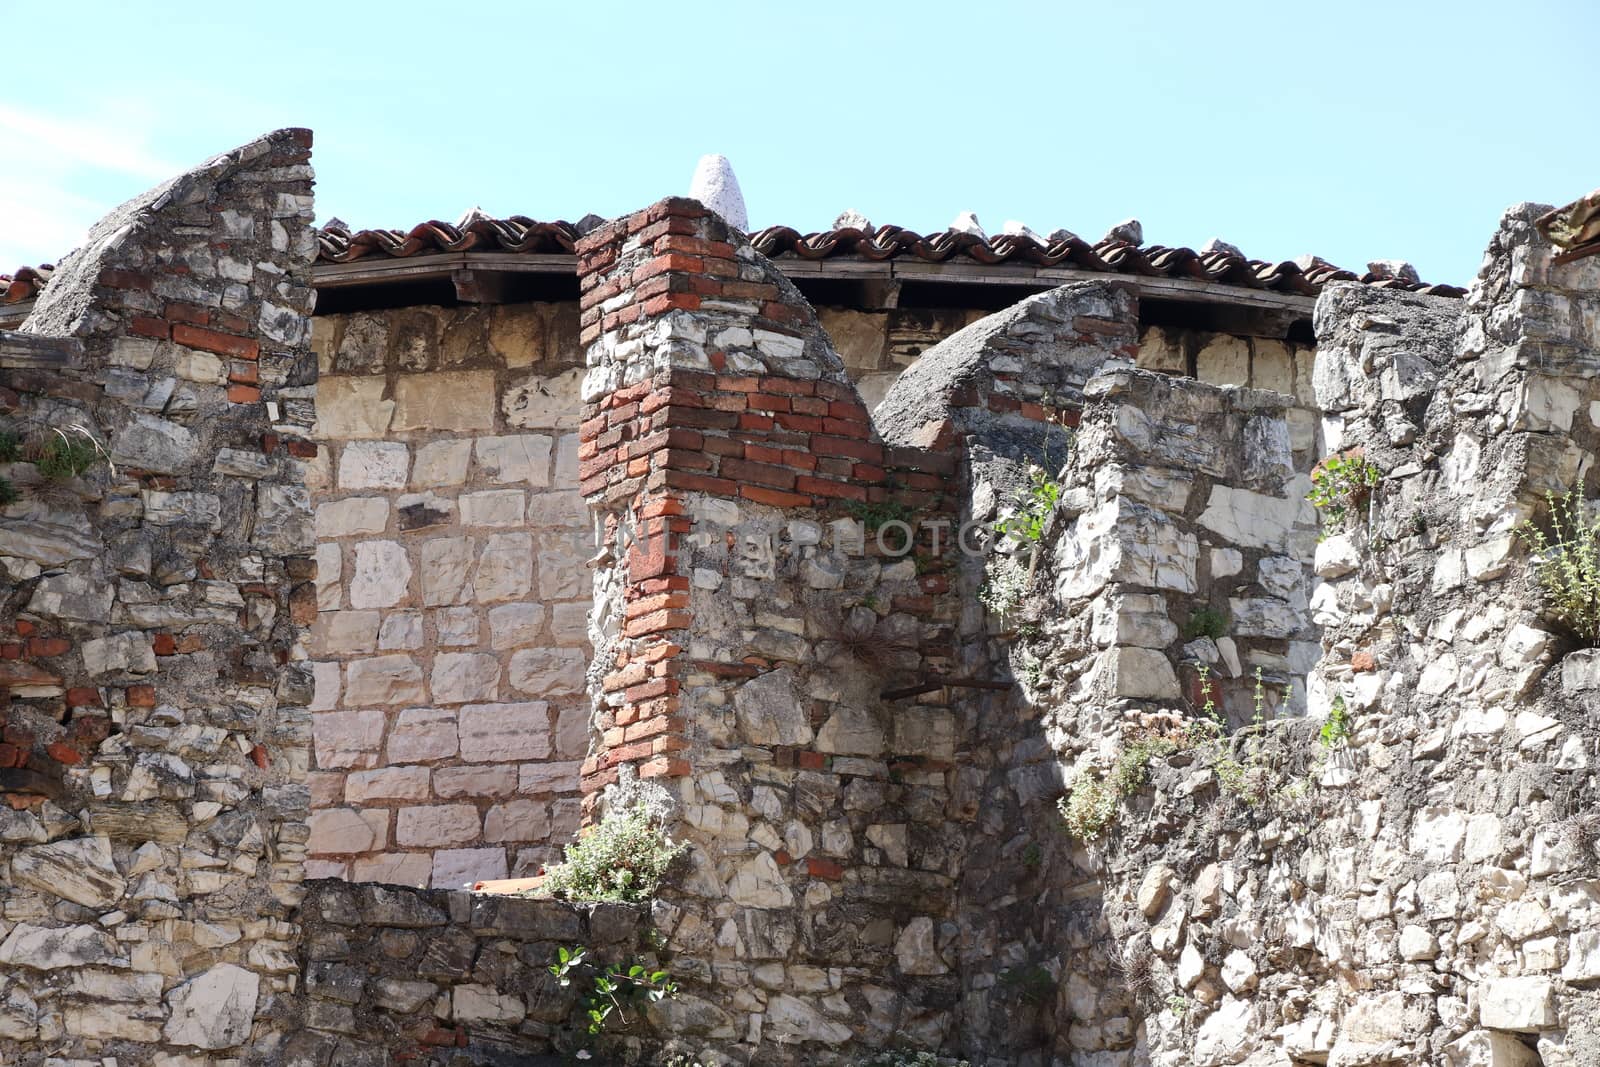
2 1 1597 287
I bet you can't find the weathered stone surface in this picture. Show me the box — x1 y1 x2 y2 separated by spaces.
734 668 813 746
163 964 259 1050
344 656 426 707
339 441 409 489
349 540 412 608
11 837 126 908
509 648 585 695
431 652 501 704
1477 977 1556 1032
387 707 458 763
0 923 121 970
392 371 496 432
459 702 549 761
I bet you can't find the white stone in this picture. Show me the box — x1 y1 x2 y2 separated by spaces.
473 532 533 603
411 440 473 487
488 603 545 650
81 632 157 677
894 916 947 975
1478 976 1556 1032
348 540 412 608
432 653 501 704
1315 534 1361 578
688 154 748 230
163 963 259 1050
315 497 388 538
460 489 525 527
0 923 121 970
338 441 409 489
11 837 126 908
452 983 525 1025
474 435 552 486
1198 485 1301 551
727 851 793 909
421 537 475 605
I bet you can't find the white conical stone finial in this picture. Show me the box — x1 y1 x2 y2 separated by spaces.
688 154 748 231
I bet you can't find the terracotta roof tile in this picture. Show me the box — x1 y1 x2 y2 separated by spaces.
3 215 1467 307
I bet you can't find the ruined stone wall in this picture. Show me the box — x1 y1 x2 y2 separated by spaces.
956 203 1600 1067
0 130 317 1064
305 304 591 889
295 877 643 1064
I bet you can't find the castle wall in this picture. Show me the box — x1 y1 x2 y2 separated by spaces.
304 304 593 888
0 130 318 1064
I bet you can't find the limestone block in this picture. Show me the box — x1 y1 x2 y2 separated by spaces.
379 610 425 650
388 707 459 764
509 648 586 696
520 761 582 795
1137 863 1175 917
554 706 590 759
489 602 546 650
459 702 550 762
308 808 388 855
551 601 590 642
1136 325 1187 373
338 441 409 490
461 489 526 527
315 497 389 539
1478 977 1556 1032
474 532 534 603
392 371 496 432
436 606 481 646
814 706 885 756
763 993 852 1046
894 916 947 975
315 542 342 611
529 489 588 529
475 434 553 485
734 668 813 746
311 662 342 711
1196 334 1250 387
344 656 426 707
538 534 589 599
0 923 120 970
452 983 527 1025
315 610 381 655
1315 534 1361 578
421 537 475 605
11 837 127 908
316 377 394 439
488 305 545 367
411 439 473 488
817 308 887 370
555 433 580 485
163 963 260 1050
313 708 386 768
438 764 520 798
1198 485 1301 551
483 799 550 843
431 848 507 890
892 708 957 761
26 572 114 622
1108 647 1181 700
1228 596 1301 639
349 540 412 609
81 631 157 677
352 853 433 888
397 805 481 848
1193 996 1252 1065
503 368 583 429
1251 339 1295 394
1443 1031 1543 1067
62 1002 161 1042
346 766 432 803
727 851 794 909
111 413 197 474
432 653 501 704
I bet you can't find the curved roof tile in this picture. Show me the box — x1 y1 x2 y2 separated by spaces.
4 217 1467 306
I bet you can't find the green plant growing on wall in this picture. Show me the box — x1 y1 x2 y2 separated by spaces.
1058 772 1117 841
1518 489 1600 644
979 553 1032 619
31 428 105 481
1183 607 1229 641
998 964 1056 1005
0 429 21 463
843 498 917 530
995 464 1063 547
1308 447 1381 532
549 945 677 1044
0 478 17 508
540 800 687 904
1320 695 1352 749
854 1052 972 1067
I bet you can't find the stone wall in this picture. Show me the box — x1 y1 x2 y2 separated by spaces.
305 304 591 889
0 130 317 1064
294 877 644 1064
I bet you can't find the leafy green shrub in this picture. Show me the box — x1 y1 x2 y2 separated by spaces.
1058 773 1117 841
1184 607 1229 641
998 964 1056 1005
1308 448 1381 531
1518 489 1600 643
995 464 1062 546
0 429 21 463
1320 695 1352 749
979 554 1031 618
0 477 17 508
549 945 676 1041
33 433 101 480
1110 733 1183 797
541 800 687 904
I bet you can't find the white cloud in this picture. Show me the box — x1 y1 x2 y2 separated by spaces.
0 103 178 269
